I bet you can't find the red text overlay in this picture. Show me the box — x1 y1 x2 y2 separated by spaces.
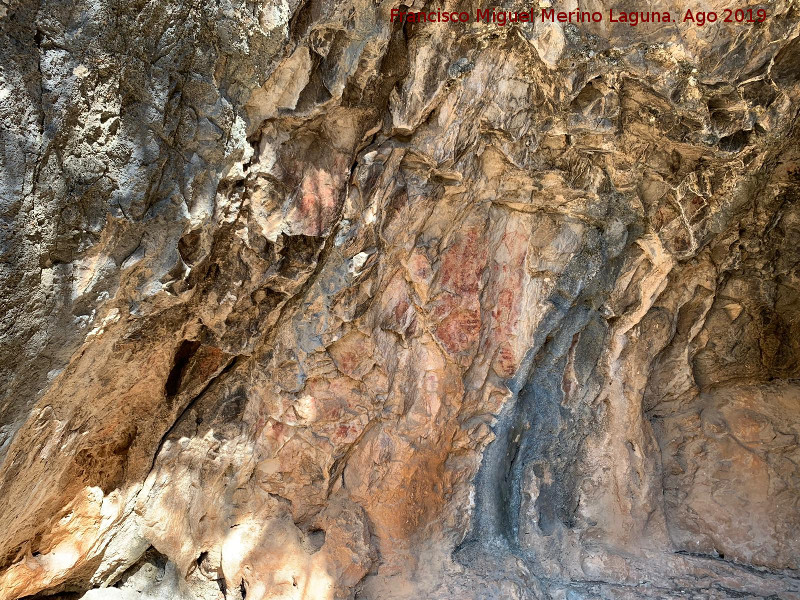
389 7 768 26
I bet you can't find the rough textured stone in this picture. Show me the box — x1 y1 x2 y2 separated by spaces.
1 0 800 599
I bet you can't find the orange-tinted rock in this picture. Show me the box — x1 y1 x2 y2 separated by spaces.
1 1 800 599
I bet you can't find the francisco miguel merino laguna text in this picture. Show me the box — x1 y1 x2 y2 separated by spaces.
390 7 768 26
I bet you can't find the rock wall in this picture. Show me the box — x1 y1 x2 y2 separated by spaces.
1 0 799 598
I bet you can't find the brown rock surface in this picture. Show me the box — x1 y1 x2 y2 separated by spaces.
1 0 800 598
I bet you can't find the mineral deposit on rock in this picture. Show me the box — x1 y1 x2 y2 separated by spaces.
1 0 799 598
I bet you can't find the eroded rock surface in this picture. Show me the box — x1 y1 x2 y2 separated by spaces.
1 0 800 598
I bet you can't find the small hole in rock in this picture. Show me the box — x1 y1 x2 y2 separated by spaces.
719 130 750 152
306 528 326 553
165 340 201 398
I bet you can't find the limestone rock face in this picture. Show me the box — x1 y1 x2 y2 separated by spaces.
1 0 800 598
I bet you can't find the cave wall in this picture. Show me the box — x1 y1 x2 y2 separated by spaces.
1 0 799 598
